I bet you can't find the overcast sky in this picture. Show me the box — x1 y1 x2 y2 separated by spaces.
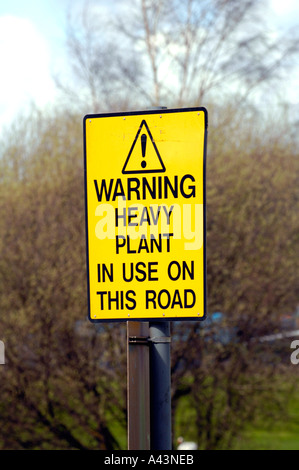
0 0 298 134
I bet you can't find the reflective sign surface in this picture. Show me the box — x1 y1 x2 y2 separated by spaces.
84 107 208 322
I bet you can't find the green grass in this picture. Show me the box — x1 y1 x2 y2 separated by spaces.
234 395 299 450
110 373 299 450
234 430 299 450
173 379 299 450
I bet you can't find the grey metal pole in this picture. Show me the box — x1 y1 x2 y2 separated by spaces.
147 105 171 450
149 321 172 450
127 321 150 450
127 105 171 450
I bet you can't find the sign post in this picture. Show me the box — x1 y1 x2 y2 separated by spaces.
127 321 150 450
83 107 208 449
149 321 171 450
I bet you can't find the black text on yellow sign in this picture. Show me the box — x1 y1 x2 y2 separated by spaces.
84 107 208 322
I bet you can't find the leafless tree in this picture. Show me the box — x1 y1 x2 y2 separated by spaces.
56 0 299 112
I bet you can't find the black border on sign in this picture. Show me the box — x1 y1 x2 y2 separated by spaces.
83 107 208 323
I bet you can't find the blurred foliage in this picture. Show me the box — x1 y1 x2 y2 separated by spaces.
0 100 298 449
207 104 299 327
0 109 127 449
171 103 299 448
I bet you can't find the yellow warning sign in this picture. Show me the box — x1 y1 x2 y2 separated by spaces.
84 107 208 322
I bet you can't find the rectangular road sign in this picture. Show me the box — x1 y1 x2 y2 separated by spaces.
83 107 208 322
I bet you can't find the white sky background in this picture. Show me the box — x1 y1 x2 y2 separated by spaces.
0 0 72 133
0 0 298 134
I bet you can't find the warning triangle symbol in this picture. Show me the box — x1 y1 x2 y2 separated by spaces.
122 120 166 174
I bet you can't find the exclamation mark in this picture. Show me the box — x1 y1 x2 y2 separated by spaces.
141 134 147 168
